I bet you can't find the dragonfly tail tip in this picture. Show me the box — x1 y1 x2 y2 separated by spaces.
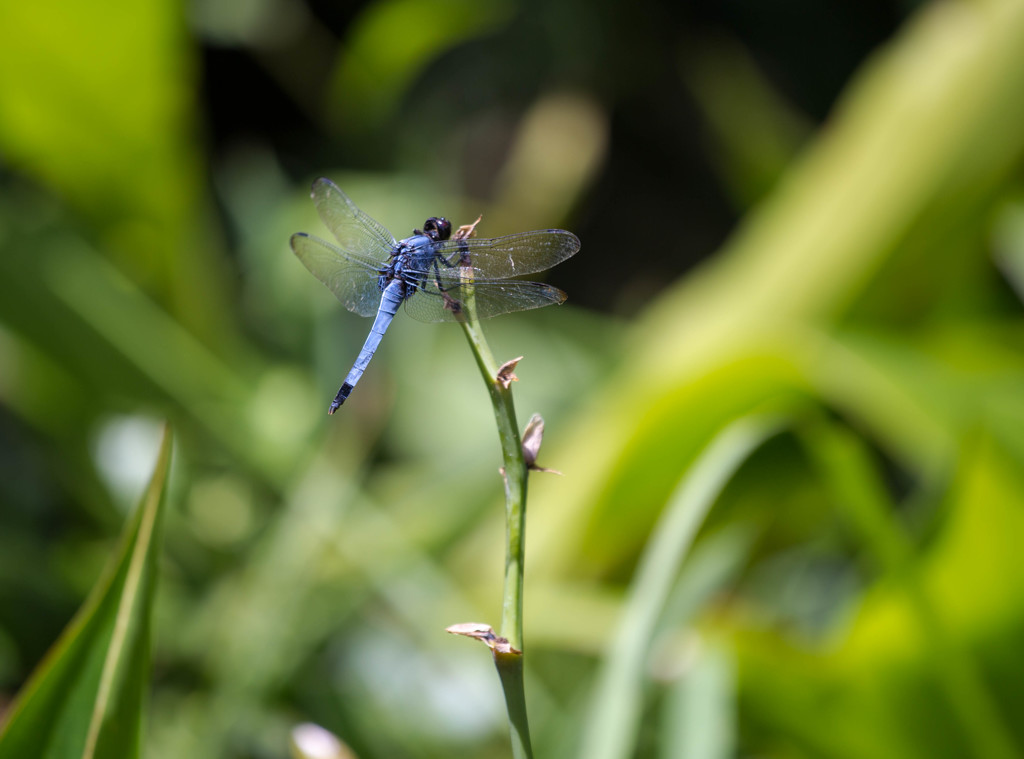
329 384 354 415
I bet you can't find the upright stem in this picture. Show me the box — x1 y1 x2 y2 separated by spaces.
458 313 533 759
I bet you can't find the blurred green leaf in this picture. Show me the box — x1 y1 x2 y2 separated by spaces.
525 0 1024 582
0 0 232 342
330 0 512 133
735 432 1024 758
0 2 190 219
993 197 1024 300
579 417 778 759
660 643 735 759
682 37 811 209
0 426 172 759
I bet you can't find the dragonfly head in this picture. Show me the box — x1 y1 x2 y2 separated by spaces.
421 217 452 242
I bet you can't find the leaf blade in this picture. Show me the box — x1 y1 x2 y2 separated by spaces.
0 425 172 759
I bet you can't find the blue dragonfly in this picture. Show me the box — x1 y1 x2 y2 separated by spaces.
291 178 581 414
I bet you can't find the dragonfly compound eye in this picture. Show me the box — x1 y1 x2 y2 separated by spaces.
423 217 452 241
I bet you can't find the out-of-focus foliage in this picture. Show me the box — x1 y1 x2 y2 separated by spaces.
2 0 1024 758
0 427 171 759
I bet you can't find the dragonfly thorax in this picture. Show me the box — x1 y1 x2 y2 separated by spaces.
383 232 442 294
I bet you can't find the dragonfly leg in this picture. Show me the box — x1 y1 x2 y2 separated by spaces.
428 254 467 316
438 243 472 268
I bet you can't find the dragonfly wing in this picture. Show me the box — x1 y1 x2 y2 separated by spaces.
310 177 398 256
401 273 567 323
290 233 383 317
434 229 580 278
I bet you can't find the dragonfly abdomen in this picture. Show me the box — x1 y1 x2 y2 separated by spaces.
328 280 405 414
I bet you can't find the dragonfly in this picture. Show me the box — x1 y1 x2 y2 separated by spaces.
291 177 581 414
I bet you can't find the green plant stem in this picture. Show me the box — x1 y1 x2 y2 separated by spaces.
495 651 533 759
458 313 533 759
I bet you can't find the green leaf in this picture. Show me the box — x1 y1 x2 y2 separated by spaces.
527 0 1024 587
0 426 173 759
661 643 735 759
736 431 1024 759
0 0 233 345
578 417 779 759
329 0 512 133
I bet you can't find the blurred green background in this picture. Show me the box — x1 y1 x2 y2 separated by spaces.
3 0 1024 757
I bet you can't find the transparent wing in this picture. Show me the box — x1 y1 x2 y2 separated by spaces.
433 229 580 279
401 272 567 323
290 232 384 317
310 177 397 257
